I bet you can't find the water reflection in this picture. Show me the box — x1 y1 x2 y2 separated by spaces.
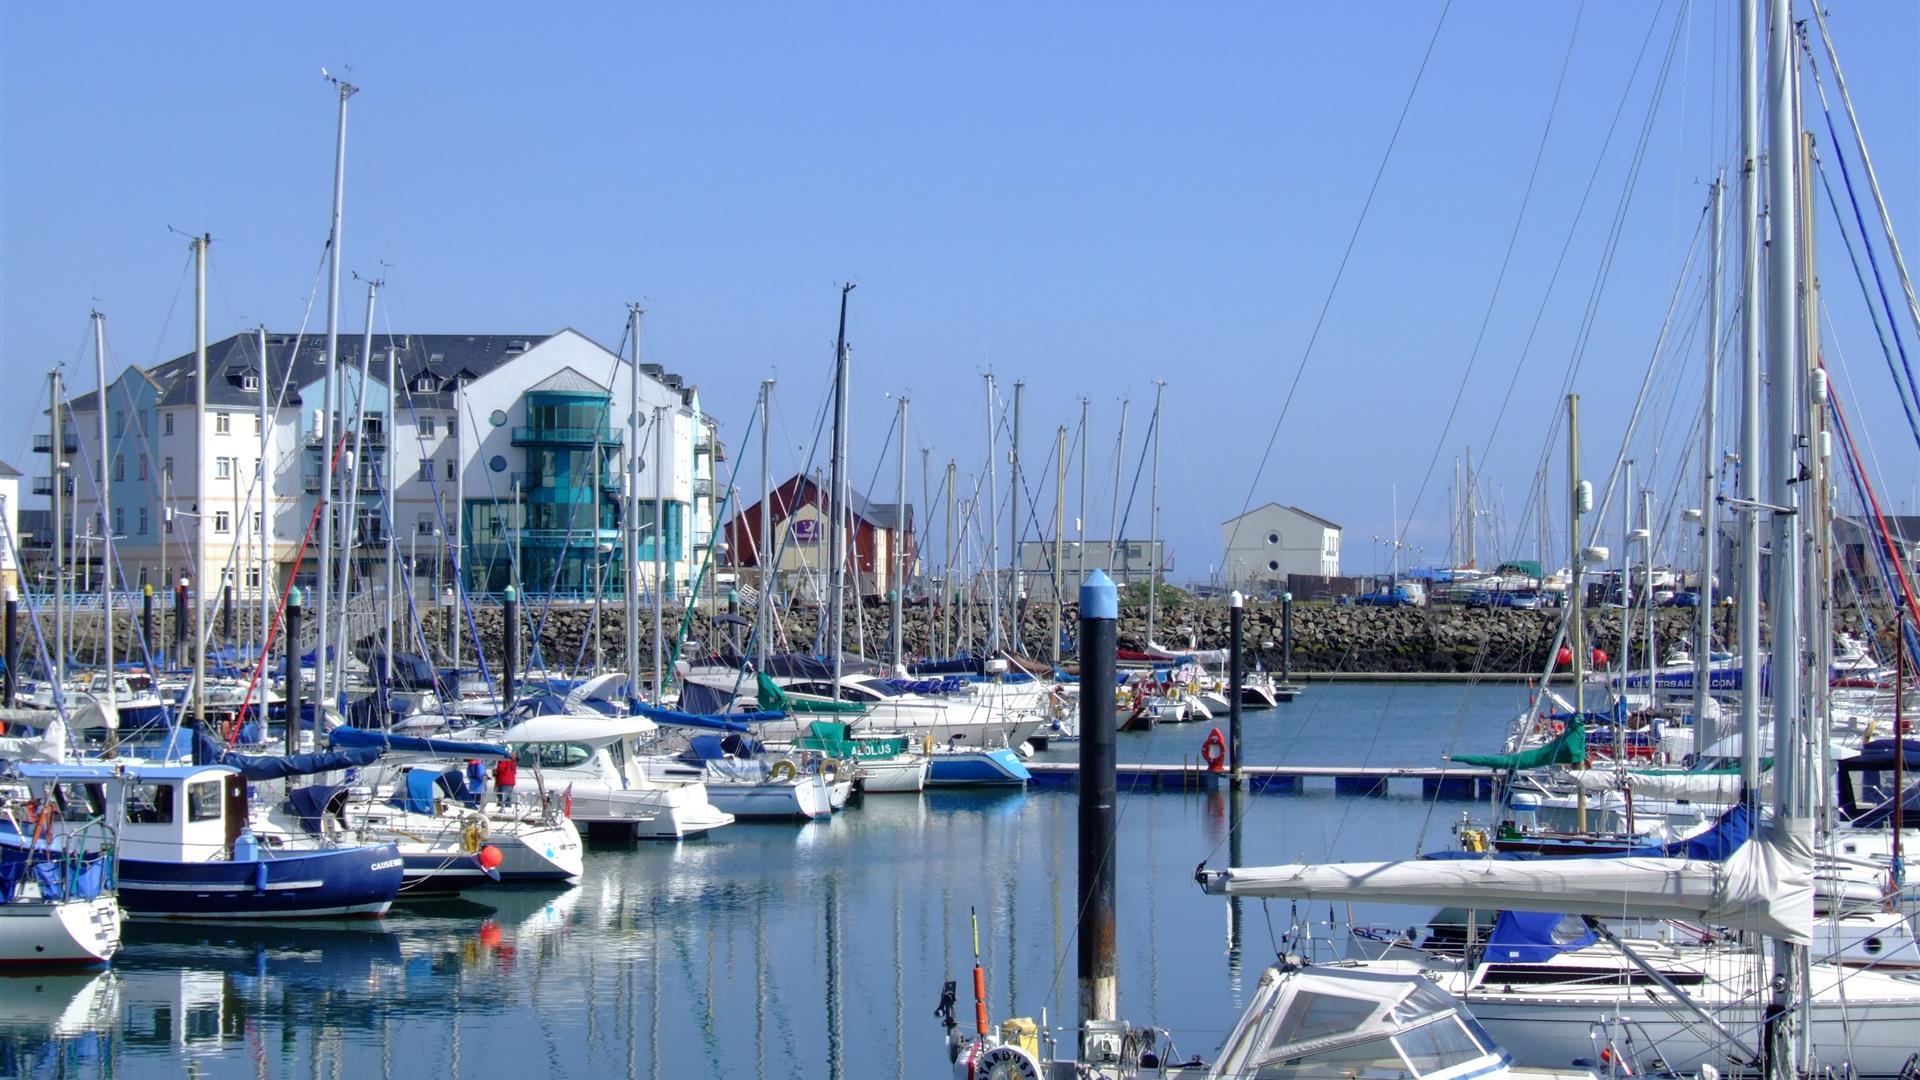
0 687 1512 1079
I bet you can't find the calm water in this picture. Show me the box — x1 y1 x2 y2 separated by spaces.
1 681 1522 1079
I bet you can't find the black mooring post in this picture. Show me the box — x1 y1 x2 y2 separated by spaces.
1229 590 1244 786
503 586 519 710
285 587 304 756
221 583 234 646
174 579 188 667
141 584 154 667
1077 568 1118 1048
3 589 16 708
1281 591 1294 685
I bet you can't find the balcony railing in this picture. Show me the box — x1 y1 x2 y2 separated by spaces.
516 527 623 550
510 426 623 448
32 434 80 455
31 476 75 496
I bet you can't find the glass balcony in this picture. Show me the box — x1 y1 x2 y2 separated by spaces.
510 426 623 448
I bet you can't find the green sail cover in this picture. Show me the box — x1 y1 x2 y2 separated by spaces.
792 720 909 760
756 672 867 715
1452 717 1587 770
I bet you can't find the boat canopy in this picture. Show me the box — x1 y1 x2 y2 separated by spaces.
328 726 508 760
755 673 865 715
288 784 350 835
1199 817 1814 945
1835 739 1920 827
1482 910 1598 964
499 714 657 745
631 701 768 734
192 730 382 780
1449 717 1586 771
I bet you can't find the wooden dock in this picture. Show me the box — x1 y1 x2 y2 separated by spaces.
1024 761 1497 800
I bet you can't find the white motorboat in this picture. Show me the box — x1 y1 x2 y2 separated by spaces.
0 834 120 967
497 714 734 840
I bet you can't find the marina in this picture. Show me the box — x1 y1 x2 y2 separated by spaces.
0 0 1917 1077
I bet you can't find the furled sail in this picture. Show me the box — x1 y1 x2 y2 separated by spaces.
1198 818 1813 944
1450 717 1586 770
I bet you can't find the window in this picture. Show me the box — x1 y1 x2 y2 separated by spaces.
215 457 232 480
214 511 231 534
445 458 456 480
419 460 433 482
186 780 223 822
419 416 436 438
253 413 263 435
214 413 231 434
138 454 148 481
515 743 594 770
252 512 262 532
241 374 259 392
1267 532 1281 545
114 508 124 535
418 517 436 535
138 507 148 535
114 455 124 481
163 413 174 436
416 376 436 393
124 781 175 824
245 567 260 589
162 457 173 482
112 410 123 435
138 566 150 588
164 512 174 535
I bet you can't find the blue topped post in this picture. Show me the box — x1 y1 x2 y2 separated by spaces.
1077 568 1118 1043
1229 590 1244 785
503 586 520 710
285 587 304 755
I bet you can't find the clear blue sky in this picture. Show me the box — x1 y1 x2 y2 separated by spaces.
4 2 1916 582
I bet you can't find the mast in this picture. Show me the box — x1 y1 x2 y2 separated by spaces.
333 277 379 702
627 306 644 687
259 326 272 664
944 460 956 658
1052 424 1066 666
1078 397 1089 582
49 371 64 688
1009 380 1023 654
192 234 209 731
451 376 465 672
383 344 395 688
653 404 667 701
315 73 355 726
1147 380 1163 649
1108 397 1128 572
891 394 908 670
1464 447 1477 568
1696 176 1724 747
982 373 1000 655
92 311 112 694
1619 460 1634 715
757 379 773 671
827 284 852 695
1761 0 1805 1067
1736 0 1763 796
1567 394 1587 832
593 421 605 672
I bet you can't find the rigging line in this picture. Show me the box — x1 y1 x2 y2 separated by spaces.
1808 4 1920 345
1229 0 1454 538
1384 0 1589 563
1475 0 1678 468
1814 163 1920 448
1803 59 1920 447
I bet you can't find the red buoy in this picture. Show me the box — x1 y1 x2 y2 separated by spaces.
478 845 504 871
1555 646 1573 669
1591 647 1609 666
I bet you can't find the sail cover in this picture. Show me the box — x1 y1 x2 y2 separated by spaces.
755 673 866 715
1450 717 1586 771
1199 818 1813 945
1567 766 1772 804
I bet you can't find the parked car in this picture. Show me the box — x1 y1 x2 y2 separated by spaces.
1493 589 1544 610
1463 589 1494 609
1353 586 1416 608
1663 590 1701 608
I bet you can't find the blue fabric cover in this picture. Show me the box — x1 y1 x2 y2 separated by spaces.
328 726 507 759
631 701 767 734
1484 911 1598 963
193 730 383 779
288 784 349 835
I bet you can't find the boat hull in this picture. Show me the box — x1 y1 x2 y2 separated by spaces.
856 756 930 793
705 776 833 820
116 844 403 920
927 748 1031 786
0 899 121 966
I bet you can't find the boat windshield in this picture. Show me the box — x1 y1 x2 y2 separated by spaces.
1213 968 1496 1080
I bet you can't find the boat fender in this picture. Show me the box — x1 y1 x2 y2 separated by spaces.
818 759 838 785
253 860 270 894
1200 729 1227 772
769 759 797 782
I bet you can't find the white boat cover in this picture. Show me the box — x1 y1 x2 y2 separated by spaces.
1566 769 1773 803
1201 819 1814 944
0 712 69 763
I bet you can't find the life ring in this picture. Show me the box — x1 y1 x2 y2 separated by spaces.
1200 728 1227 772
769 759 797 782
819 759 839 785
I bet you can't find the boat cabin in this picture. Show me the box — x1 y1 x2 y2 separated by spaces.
18 763 248 862
1207 963 1507 1080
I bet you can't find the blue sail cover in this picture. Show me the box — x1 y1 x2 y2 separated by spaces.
1484 911 1598 963
289 784 349 835
1659 802 1751 860
631 701 771 734
193 730 382 780
328 726 507 759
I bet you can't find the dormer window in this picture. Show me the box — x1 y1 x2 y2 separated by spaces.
415 376 437 393
242 374 259 391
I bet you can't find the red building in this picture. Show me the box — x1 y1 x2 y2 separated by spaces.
724 473 915 599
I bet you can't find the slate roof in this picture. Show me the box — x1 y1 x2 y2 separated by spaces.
0 460 19 478
60 329 697 414
1220 501 1342 531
